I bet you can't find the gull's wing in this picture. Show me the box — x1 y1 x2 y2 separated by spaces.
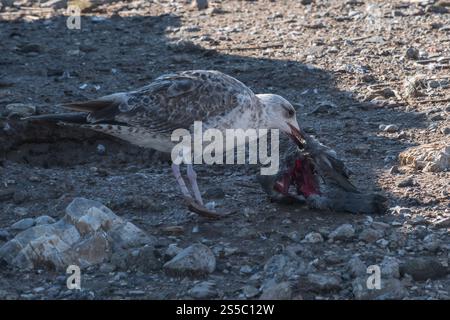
302 135 357 193
62 70 258 133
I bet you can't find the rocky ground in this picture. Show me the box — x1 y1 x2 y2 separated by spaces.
0 0 449 300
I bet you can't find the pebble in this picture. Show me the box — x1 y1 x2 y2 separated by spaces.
347 256 366 278
304 273 342 292
203 187 225 199
423 234 441 252
429 114 444 121
433 216 450 228
391 206 412 215
194 0 208 10
11 218 35 231
260 281 292 300
163 244 216 277
35 215 56 225
127 290 145 296
328 224 355 241
165 244 183 259
17 43 43 54
5 103 36 118
239 265 253 274
380 256 400 278
389 165 399 174
352 277 408 299
33 287 46 293
0 229 10 241
397 177 414 188
376 238 390 248
405 47 420 60
99 263 116 273
96 144 106 155
303 232 324 243
242 285 259 298
358 228 383 243
188 281 217 299
28 175 41 182
13 207 29 217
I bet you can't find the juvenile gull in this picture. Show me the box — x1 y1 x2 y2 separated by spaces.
25 70 303 218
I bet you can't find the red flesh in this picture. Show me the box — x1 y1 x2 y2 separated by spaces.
274 157 321 198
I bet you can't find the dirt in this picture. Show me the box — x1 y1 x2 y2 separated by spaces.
0 0 449 300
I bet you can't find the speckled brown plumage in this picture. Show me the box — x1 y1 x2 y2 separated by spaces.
64 70 260 133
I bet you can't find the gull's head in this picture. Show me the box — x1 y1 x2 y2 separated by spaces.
257 93 304 146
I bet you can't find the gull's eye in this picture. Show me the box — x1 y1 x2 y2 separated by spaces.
284 107 295 118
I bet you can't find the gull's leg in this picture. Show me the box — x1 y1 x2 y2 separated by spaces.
172 156 231 219
186 164 203 205
171 163 193 201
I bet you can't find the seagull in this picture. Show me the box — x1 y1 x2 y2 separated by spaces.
25 70 304 218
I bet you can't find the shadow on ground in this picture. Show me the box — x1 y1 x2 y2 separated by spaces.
0 11 425 204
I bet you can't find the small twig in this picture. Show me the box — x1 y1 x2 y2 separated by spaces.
350 35 373 41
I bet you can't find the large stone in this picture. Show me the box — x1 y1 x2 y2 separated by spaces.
0 198 151 270
163 244 216 277
108 222 149 249
65 198 122 231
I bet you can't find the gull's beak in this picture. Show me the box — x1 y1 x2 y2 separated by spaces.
287 123 305 148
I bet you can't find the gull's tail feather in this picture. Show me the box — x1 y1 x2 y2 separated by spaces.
22 112 89 124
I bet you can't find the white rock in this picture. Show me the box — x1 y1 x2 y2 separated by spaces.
303 232 324 243
0 198 150 270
